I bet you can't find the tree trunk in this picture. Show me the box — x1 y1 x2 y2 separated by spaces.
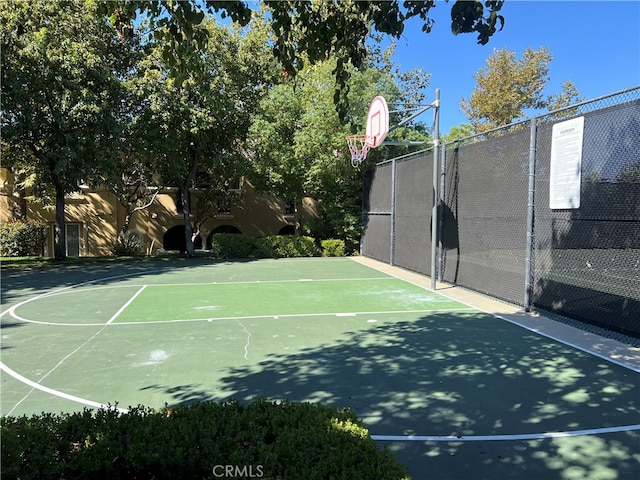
295 197 304 235
182 185 195 257
182 142 199 257
119 213 132 241
54 182 66 260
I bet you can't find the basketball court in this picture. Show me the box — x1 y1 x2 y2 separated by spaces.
1 256 639 479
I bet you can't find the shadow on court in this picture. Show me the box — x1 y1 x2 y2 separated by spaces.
141 311 640 480
2 259 639 479
0 257 258 307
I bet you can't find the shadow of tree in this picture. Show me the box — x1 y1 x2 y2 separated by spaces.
3 257 638 479
223 312 637 432
0 257 261 307
140 310 639 478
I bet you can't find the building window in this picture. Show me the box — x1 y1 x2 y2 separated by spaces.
216 194 233 215
50 224 82 257
66 224 81 257
285 200 295 215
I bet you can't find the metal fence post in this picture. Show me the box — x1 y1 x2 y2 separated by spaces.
390 157 396 266
438 142 447 282
524 118 537 311
430 89 440 290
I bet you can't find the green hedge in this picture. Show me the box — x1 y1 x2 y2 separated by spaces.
256 235 320 258
210 234 324 259
320 239 345 257
0 221 47 257
209 233 269 258
1 399 410 480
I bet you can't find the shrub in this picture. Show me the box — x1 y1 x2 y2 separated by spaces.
257 235 321 258
1 399 410 480
210 233 267 259
0 221 47 257
210 234 321 259
111 230 145 256
321 239 345 257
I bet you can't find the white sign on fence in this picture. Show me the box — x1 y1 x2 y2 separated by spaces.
549 116 585 209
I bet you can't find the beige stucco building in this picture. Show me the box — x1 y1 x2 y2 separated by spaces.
0 168 317 257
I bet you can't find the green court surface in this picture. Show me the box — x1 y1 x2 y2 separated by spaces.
1 257 639 480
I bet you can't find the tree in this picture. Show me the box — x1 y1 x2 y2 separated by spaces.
545 79 585 121
617 162 640 183
1 0 129 259
99 1 505 120
130 15 277 257
461 48 585 133
100 42 166 249
442 123 474 143
460 47 554 132
109 154 163 245
247 40 431 250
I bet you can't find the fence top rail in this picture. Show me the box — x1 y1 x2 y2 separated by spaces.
542 84 640 119
376 146 435 167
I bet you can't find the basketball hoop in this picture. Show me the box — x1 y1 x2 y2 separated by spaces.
346 134 371 167
346 96 390 168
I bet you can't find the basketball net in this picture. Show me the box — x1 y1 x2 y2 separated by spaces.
346 134 371 168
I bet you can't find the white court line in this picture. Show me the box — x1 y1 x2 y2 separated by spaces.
8 307 475 327
3 284 147 414
169 277 393 287
118 308 472 324
371 424 640 442
107 285 147 324
2 267 173 322
1 362 128 414
351 258 640 374
4 323 113 416
3 258 636 441
3 352 638 442
5 276 394 301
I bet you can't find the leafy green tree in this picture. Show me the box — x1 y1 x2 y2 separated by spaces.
247 84 305 227
547 80 584 112
130 16 277 256
99 1 505 119
544 79 585 121
109 154 164 243
247 41 431 250
1 0 130 259
98 39 165 247
461 47 554 132
442 123 474 143
461 48 585 133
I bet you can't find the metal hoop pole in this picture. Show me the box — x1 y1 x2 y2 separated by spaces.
430 88 440 291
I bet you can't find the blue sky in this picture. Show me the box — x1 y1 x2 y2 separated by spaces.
383 0 640 134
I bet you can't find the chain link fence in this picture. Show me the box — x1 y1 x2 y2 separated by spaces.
362 150 435 275
361 86 640 342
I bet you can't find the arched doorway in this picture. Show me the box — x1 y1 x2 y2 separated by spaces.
206 225 241 249
278 225 296 235
163 225 202 253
